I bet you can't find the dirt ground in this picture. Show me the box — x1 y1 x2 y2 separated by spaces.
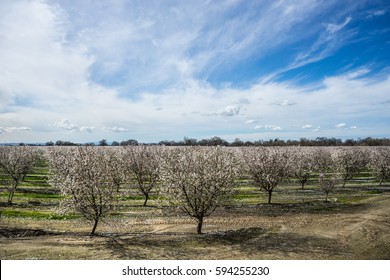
1 194 389 260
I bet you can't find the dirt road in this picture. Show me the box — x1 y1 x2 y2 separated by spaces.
1 194 389 259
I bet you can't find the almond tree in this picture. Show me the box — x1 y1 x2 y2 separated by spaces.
332 147 368 187
160 146 237 234
105 148 127 193
48 146 118 235
319 173 338 202
291 147 316 189
122 146 160 206
0 146 37 205
369 147 390 186
241 147 291 204
312 147 333 174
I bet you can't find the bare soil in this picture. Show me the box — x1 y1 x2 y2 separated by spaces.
1 194 389 260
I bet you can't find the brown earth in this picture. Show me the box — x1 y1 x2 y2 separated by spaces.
0 194 389 260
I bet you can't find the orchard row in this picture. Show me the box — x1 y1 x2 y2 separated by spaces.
0 146 389 234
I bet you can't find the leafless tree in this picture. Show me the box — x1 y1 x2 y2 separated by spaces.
332 147 368 187
241 147 291 204
122 146 160 206
0 146 37 204
160 146 237 234
369 147 390 186
48 146 118 235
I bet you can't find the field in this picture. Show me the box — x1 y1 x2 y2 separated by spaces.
1 149 389 260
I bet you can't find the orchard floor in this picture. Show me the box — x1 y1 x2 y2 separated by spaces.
1 193 389 260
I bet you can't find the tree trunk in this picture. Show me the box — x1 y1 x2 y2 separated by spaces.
268 190 273 204
301 181 305 190
7 181 18 205
325 193 328 202
342 179 347 188
91 218 99 235
379 178 383 186
197 216 204 234
143 193 149 207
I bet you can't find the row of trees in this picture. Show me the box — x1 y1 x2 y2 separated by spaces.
1 146 390 234
7 136 390 147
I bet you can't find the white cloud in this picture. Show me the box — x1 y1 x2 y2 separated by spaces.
80 126 95 133
326 16 352 34
302 124 313 129
268 125 282 131
52 119 94 133
246 119 257 124
289 16 354 71
367 9 386 19
209 104 241 117
54 119 79 131
255 125 282 131
272 99 296 106
335 123 347 128
104 127 129 133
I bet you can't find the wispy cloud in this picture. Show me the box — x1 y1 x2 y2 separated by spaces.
104 127 129 133
0 127 31 133
289 16 354 71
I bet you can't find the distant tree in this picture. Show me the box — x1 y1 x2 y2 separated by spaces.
183 137 198 146
45 141 55 146
98 139 108 146
242 147 291 204
55 140 77 146
160 147 237 234
0 146 37 204
111 141 120 146
48 146 118 235
120 139 139 146
232 138 244 147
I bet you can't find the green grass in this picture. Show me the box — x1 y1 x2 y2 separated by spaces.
0 192 62 199
1 209 78 220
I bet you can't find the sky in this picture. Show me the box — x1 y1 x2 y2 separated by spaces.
0 0 390 143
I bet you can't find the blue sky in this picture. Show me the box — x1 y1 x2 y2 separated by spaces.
0 0 389 143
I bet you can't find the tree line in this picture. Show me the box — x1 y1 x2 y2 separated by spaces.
5 136 390 147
